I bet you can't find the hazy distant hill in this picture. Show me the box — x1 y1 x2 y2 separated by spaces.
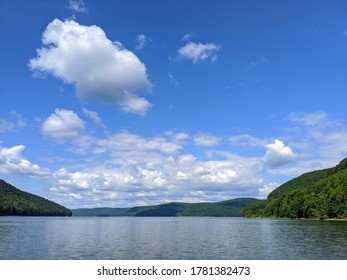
0 179 72 216
244 157 347 219
72 197 260 217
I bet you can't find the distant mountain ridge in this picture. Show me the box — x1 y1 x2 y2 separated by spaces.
244 157 347 219
72 198 261 217
0 179 72 216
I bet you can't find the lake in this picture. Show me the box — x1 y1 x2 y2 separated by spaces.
0 216 346 260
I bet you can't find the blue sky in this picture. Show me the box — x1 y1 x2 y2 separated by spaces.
1 0 347 208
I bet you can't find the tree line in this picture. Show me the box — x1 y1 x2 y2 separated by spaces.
0 179 71 216
244 158 347 219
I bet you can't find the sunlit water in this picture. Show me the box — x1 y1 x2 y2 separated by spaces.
0 216 346 259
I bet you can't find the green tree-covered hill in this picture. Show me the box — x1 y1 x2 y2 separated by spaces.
72 198 260 217
0 179 72 216
244 157 347 219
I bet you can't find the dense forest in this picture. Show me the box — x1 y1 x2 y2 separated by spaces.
0 179 72 216
72 198 260 217
244 157 347 219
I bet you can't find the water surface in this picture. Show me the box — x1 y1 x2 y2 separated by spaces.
0 216 346 259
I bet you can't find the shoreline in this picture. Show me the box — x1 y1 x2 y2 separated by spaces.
244 216 347 222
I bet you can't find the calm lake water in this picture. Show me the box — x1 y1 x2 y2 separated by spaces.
0 216 346 260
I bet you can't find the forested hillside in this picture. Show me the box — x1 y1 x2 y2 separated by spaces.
244 158 347 219
72 198 260 217
0 179 72 216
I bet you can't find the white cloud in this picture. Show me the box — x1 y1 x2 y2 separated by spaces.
50 153 264 208
288 111 329 127
198 161 238 184
249 111 347 178
67 134 96 154
0 111 26 132
94 131 182 156
0 119 14 132
230 134 267 147
267 160 335 177
171 132 190 143
194 133 220 146
4 109 346 208
45 130 265 207
10 111 26 128
41 109 85 141
258 182 279 198
0 145 50 177
168 72 178 86
177 42 221 63
82 108 102 125
181 33 193 42
135 34 150 51
246 57 267 68
316 131 347 160
29 19 152 115
67 0 87 13
285 111 347 170
263 139 296 167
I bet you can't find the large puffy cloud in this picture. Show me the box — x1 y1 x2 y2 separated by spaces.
41 108 85 141
29 19 152 115
0 145 50 177
177 42 221 63
263 139 296 167
194 161 238 184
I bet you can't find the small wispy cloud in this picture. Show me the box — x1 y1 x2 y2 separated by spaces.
67 0 88 13
11 111 26 128
288 111 330 127
82 108 107 129
181 32 194 42
82 108 102 124
194 133 221 147
229 134 267 147
0 111 26 132
177 42 221 63
247 57 267 68
135 34 151 51
168 72 178 86
0 118 14 132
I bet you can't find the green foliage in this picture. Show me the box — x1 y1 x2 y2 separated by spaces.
267 169 330 200
179 198 261 217
72 207 130 216
242 200 267 217
0 179 72 216
72 198 261 217
244 157 347 219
